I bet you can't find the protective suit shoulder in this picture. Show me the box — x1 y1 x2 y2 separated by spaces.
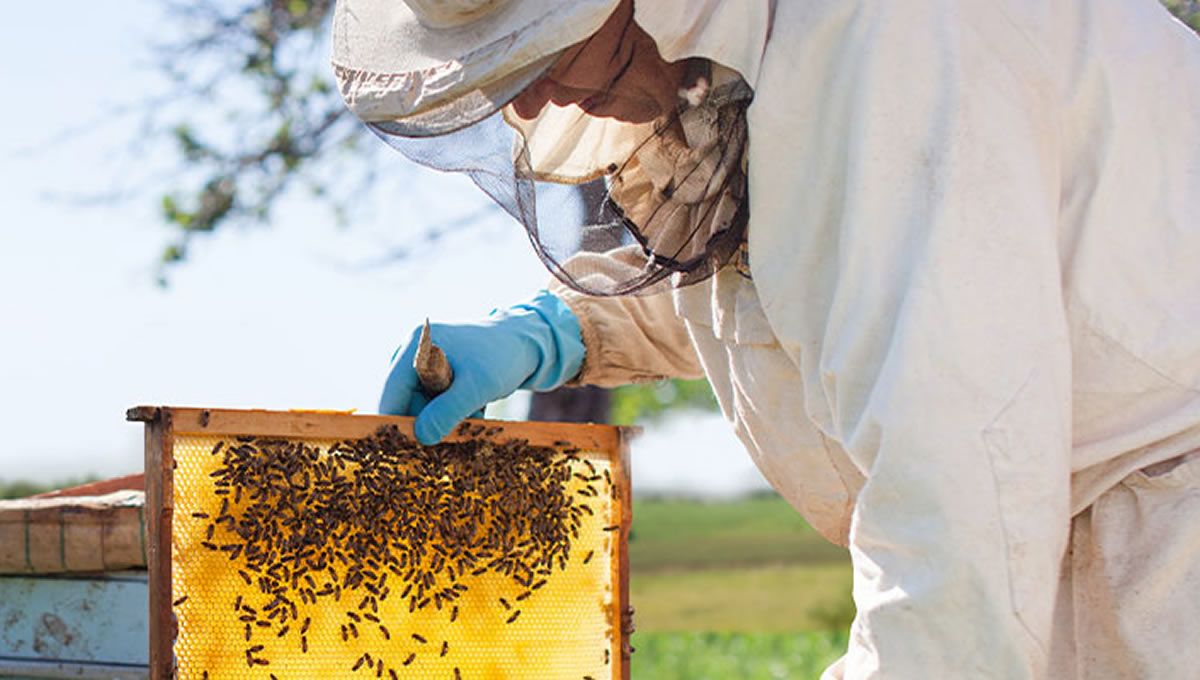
635 0 772 85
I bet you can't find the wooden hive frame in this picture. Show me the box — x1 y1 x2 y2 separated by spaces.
128 406 634 680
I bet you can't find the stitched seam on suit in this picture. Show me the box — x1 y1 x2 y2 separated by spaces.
1088 324 1200 394
1070 296 1200 394
982 368 1051 656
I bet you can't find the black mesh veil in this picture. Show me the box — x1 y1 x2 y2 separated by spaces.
369 61 753 296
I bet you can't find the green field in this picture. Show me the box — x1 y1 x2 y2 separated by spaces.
632 631 846 680
633 564 853 633
628 495 853 678
630 495 850 573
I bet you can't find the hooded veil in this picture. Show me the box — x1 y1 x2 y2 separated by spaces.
336 0 773 295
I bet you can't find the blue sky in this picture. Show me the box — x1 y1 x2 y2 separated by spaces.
0 1 769 497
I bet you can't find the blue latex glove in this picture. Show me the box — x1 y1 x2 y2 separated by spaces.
379 290 586 444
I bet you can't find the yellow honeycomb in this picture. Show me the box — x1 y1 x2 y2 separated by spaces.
171 433 619 679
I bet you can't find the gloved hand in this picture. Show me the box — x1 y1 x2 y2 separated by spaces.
379 290 586 444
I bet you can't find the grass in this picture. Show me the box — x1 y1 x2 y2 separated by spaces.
631 631 846 680
626 496 854 677
630 495 849 572
629 495 853 632
632 564 854 633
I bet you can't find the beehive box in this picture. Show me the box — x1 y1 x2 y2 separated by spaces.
127 407 633 680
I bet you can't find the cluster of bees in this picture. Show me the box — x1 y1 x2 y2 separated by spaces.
182 424 616 678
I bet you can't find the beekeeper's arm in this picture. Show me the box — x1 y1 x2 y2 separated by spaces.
548 247 705 387
379 246 702 442
750 3 1071 677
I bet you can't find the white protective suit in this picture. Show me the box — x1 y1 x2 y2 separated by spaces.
547 1 1200 678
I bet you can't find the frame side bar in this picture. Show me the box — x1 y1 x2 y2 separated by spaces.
142 409 175 680
615 428 634 680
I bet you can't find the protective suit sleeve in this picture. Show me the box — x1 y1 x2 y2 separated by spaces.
547 248 705 387
748 3 1071 678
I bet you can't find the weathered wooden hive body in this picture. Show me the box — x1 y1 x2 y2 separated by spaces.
129 407 633 680
0 476 150 679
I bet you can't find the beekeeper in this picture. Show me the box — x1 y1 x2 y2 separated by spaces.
333 0 1200 677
